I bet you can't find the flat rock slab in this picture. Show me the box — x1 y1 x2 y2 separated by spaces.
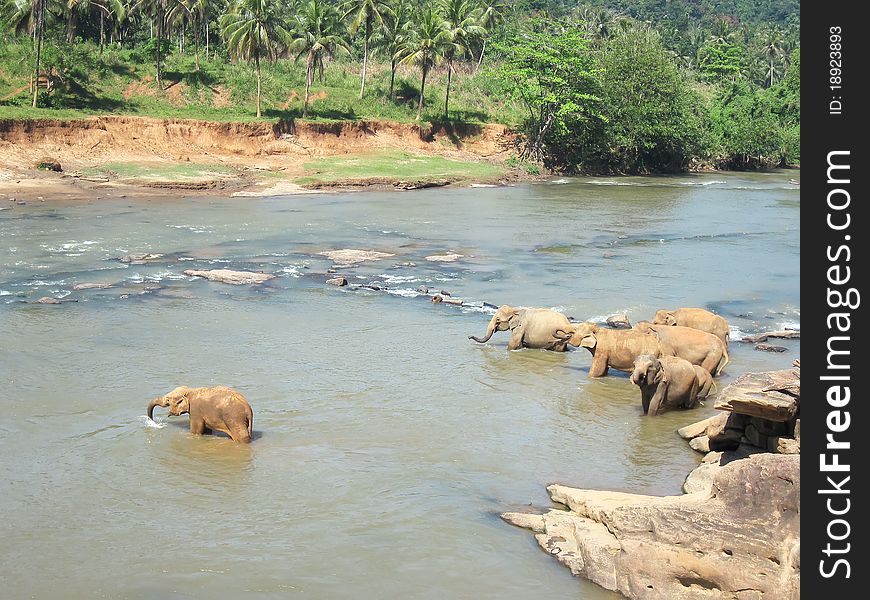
319 249 396 266
117 253 164 264
73 283 113 290
738 330 800 343
714 369 800 422
503 453 800 599
425 253 464 262
183 269 275 285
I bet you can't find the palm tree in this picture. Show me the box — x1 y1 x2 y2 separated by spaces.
759 25 784 87
340 0 390 99
135 0 169 88
31 0 47 107
474 0 504 71
375 0 411 100
397 5 452 121
440 0 482 119
290 0 350 118
220 0 291 117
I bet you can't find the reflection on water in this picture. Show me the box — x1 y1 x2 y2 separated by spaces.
0 171 798 598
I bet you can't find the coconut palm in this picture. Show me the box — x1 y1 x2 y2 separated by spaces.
759 25 784 87
290 0 350 118
397 5 453 121
374 0 411 100
474 0 504 71
340 0 390 99
440 0 483 119
220 0 292 117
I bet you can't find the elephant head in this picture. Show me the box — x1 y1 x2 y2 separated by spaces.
652 310 677 326
147 386 192 420
630 355 663 386
554 322 598 349
469 305 521 343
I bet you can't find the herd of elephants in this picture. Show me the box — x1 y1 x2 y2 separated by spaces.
146 306 730 444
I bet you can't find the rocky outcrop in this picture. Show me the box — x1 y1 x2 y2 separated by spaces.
503 452 800 600
319 249 396 266
183 269 275 285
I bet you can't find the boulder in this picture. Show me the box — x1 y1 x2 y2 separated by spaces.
35 296 61 304
688 435 710 453
183 269 275 285
677 413 727 440
425 253 464 262
714 369 800 422
73 283 113 291
502 453 800 600
326 276 348 287
432 295 463 306
118 253 164 264
755 343 787 352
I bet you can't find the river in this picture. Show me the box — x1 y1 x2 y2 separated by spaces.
0 171 799 598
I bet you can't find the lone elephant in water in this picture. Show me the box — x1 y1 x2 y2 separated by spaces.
634 322 729 376
148 386 253 443
469 305 574 351
652 308 730 348
554 322 664 377
630 354 711 416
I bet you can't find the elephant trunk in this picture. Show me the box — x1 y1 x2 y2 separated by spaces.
468 316 497 343
147 397 165 420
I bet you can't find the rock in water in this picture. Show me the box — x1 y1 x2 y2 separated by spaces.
502 453 799 599
117 253 164 264
319 249 395 266
326 276 348 287
755 343 787 352
73 283 113 291
35 296 61 304
606 314 632 329
183 269 275 285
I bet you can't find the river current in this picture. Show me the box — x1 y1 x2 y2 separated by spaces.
0 172 799 598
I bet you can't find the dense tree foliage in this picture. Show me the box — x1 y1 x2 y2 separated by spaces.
1 0 800 172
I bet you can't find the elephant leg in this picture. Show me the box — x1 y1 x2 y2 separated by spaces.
190 419 208 435
700 355 719 375
588 354 609 377
229 424 251 443
507 327 525 351
641 387 652 414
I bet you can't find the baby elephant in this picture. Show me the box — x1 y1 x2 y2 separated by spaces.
630 355 713 416
148 386 253 443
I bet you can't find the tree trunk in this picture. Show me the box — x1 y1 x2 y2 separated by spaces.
31 0 45 108
303 51 313 119
416 65 428 121
256 53 262 118
156 10 163 90
99 13 105 54
475 37 487 73
194 17 200 71
359 16 370 99
205 20 209 60
389 59 396 101
444 61 453 119
66 9 77 44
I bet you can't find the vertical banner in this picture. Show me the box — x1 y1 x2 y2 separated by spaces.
804 1 866 595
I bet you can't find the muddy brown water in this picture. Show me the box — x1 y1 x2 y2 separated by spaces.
0 172 799 598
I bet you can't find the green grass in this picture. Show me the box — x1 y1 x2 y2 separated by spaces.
0 39 524 126
83 162 237 180
295 150 504 185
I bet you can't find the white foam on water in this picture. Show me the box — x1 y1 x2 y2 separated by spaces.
379 273 420 284
0 290 10 296
728 325 747 341
23 279 65 287
460 302 498 315
139 415 167 429
470 183 497 188
50 290 72 298
281 266 302 277
778 321 801 331
384 288 422 298
128 273 145 284
678 180 726 186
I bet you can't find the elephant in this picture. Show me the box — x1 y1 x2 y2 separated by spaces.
147 386 253 443
634 322 729 375
469 305 574 351
652 308 730 348
630 354 709 415
554 322 665 377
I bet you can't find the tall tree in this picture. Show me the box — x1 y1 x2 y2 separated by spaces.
397 5 452 121
440 0 483 119
136 0 168 89
220 0 291 117
340 0 390 99
291 0 349 118
31 0 46 107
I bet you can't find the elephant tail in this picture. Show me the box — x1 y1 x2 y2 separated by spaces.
246 404 253 438
715 347 730 376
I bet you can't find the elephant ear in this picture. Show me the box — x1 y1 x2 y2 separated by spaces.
579 333 596 348
507 311 522 330
665 313 678 326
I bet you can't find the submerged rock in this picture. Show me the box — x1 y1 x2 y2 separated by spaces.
326 276 348 287
755 343 787 352
183 269 275 285
606 314 632 329
425 253 464 262
117 253 164 264
503 453 800 600
73 283 113 291
319 249 396 266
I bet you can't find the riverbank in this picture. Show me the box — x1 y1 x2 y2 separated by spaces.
0 116 526 201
